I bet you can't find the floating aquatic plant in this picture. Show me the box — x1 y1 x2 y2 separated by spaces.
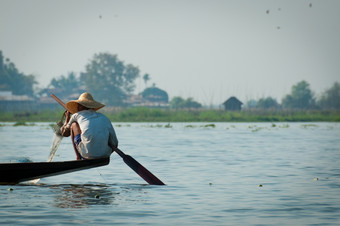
301 124 318 128
13 121 36 127
115 124 131 127
185 124 216 128
164 123 172 128
201 124 215 128
279 124 289 128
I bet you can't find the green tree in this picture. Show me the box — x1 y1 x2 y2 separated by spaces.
0 51 37 96
81 53 140 106
256 97 279 109
183 98 202 109
141 86 168 103
244 99 257 109
40 72 84 99
282 80 315 109
170 96 202 109
170 96 185 109
318 82 340 110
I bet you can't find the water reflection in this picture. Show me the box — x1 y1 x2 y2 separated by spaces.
49 183 151 209
51 184 115 209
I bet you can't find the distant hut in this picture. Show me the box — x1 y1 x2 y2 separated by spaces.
141 86 169 103
222 97 243 111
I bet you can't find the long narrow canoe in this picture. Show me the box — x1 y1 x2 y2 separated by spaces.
0 157 110 185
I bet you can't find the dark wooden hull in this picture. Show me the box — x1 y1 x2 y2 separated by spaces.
0 157 110 185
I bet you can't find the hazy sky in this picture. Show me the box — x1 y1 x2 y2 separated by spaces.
1 0 339 105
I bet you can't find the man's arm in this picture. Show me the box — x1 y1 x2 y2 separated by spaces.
60 111 71 137
108 124 118 151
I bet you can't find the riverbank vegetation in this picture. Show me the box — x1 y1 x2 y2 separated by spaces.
1 51 340 122
1 108 339 122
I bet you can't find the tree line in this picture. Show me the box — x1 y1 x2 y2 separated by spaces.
0 51 37 96
0 50 339 110
246 80 340 110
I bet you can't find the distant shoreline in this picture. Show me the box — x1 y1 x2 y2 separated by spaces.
1 108 339 122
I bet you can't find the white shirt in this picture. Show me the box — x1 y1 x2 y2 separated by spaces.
67 110 118 159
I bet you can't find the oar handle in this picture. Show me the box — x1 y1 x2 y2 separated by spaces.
112 146 125 158
51 94 68 110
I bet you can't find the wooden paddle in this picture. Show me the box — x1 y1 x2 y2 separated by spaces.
109 144 165 185
51 94 165 185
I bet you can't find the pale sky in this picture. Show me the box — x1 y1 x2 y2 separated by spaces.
1 0 339 105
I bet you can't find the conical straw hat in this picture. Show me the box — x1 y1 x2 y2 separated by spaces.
66 92 105 114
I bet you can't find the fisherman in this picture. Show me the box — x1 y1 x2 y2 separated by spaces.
60 92 118 160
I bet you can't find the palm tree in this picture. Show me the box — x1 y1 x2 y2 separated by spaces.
143 74 150 87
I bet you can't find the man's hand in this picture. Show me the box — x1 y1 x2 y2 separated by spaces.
64 110 71 123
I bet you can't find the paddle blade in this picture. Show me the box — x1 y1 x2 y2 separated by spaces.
122 154 165 185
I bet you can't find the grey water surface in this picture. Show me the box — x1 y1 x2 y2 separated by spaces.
1 122 339 225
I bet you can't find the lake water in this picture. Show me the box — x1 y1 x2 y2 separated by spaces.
1 122 340 225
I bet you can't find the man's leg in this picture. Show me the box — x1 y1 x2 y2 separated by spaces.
70 122 82 160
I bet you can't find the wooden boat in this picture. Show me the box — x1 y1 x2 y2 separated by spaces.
0 157 110 185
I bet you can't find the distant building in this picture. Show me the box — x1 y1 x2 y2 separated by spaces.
125 94 169 108
124 86 170 108
222 97 243 111
141 87 169 103
38 95 60 111
0 91 61 112
0 91 35 112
